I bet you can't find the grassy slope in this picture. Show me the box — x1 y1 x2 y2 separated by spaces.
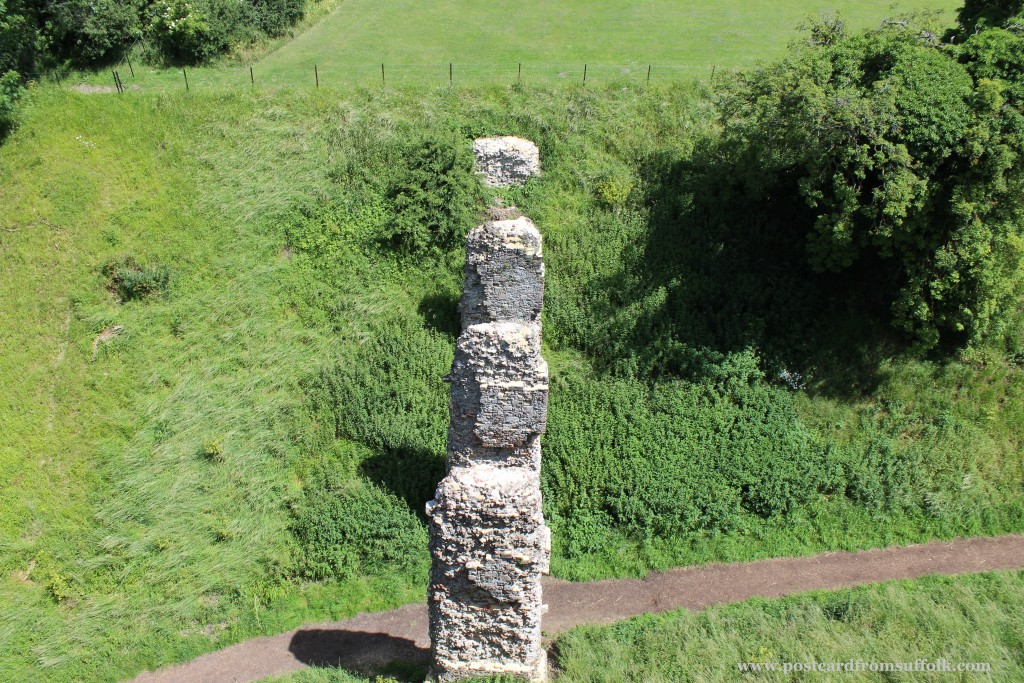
1 78 1022 681
0 89 424 681
0 6 1016 683
259 570 1024 682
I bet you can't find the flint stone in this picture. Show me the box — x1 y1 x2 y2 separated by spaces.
448 322 548 450
428 211 549 683
445 439 541 472
427 466 550 682
473 136 541 187
460 217 544 328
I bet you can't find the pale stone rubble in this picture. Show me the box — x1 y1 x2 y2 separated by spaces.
472 137 542 187
427 215 550 682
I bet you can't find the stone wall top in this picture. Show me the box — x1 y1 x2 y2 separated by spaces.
460 217 544 328
472 137 541 187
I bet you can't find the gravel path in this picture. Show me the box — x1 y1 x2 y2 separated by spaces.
131 534 1024 683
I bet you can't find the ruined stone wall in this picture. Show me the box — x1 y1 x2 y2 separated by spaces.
427 216 550 683
472 137 541 187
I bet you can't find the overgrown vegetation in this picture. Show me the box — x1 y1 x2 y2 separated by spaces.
714 14 1024 351
291 446 429 581
384 135 487 253
3 3 1024 681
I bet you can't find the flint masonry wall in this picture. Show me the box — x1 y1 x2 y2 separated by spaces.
427 216 551 683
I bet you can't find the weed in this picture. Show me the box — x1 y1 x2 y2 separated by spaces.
102 256 170 302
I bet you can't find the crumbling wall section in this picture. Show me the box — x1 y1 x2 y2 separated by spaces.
472 137 541 187
427 216 550 683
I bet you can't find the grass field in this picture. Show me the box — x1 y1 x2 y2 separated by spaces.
259 570 1024 682
74 0 959 91
258 0 961 85
0 89 427 682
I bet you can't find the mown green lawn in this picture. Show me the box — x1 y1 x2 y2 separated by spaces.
256 0 960 85
75 0 960 92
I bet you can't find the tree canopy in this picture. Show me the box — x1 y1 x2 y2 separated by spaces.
715 13 1024 350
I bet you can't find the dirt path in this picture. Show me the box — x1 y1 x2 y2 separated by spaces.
131 534 1024 683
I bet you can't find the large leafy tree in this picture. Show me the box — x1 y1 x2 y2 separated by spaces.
44 0 144 65
716 16 1024 350
0 0 39 75
957 0 1023 34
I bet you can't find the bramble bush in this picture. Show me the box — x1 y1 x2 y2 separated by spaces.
384 135 487 253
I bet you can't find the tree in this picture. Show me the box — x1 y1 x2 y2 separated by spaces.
0 0 39 75
956 0 1023 35
44 0 144 65
716 16 1024 350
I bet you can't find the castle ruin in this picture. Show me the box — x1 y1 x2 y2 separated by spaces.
426 212 551 682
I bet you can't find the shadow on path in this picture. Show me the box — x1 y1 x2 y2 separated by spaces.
289 628 429 678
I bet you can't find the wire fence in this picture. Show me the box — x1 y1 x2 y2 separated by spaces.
44 61 726 93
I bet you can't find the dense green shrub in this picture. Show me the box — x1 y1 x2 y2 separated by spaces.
384 135 487 253
0 0 307 71
0 0 38 75
46 0 144 64
956 0 1022 33
716 17 1024 351
250 0 304 36
0 69 20 136
291 458 427 580
142 0 304 64
298 314 451 514
543 353 830 545
102 256 170 301
956 14 1024 104
148 0 256 63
